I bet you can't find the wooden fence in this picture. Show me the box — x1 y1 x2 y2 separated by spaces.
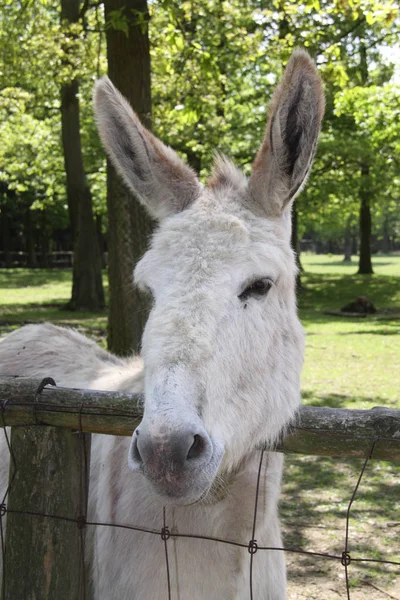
0 376 399 599
0 251 108 269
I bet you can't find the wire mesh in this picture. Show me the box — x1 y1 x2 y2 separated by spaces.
0 378 399 599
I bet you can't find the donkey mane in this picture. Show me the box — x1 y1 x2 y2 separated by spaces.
208 154 248 191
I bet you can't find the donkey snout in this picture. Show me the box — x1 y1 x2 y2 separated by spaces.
131 428 211 471
128 424 215 499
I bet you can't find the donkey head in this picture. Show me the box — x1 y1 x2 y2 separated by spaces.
94 50 324 505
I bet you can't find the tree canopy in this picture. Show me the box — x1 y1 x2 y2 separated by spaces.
0 0 399 266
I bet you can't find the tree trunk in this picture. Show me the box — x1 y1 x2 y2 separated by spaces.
104 0 153 356
1 209 12 268
382 214 390 254
61 0 105 310
357 164 373 274
343 216 352 262
352 234 358 256
40 235 50 268
96 214 107 269
24 206 38 269
357 42 373 275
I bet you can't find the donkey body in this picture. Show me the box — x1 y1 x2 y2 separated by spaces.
0 50 324 599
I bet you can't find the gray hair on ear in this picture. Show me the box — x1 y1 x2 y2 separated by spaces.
93 77 201 220
248 49 325 217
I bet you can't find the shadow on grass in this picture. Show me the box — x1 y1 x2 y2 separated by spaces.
299 273 400 313
281 388 400 581
0 304 108 336
310 261 393 268
299 309 400 330
302 392 350 408
0 268 73 288
339 328 400 335
301 391 394 409
0 302 64 311
280 453 400 585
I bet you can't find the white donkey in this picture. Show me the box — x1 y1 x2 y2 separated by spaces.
0 50 324 599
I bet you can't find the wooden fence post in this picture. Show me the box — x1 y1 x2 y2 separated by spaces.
2 426 91 600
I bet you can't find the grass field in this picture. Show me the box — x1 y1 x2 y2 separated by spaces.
0 253 399 599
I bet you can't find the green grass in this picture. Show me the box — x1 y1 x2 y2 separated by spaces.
0 256 399 598
1 260 399 408
297 258 400 411
0 268 109 341
301 252 400 276
285 254 400 598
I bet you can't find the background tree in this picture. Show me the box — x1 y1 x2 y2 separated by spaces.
104 0 153 355
292 0 399 271
61 0 105 309
0 0 399 333
0 0 107 306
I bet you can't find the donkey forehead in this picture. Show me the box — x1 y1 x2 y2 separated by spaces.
134 196 292 291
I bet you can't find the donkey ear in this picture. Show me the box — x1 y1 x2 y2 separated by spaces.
93 77 201 220
248 50 324 217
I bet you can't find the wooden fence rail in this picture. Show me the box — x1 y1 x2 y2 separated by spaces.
0 376 399 600
1 377 400 461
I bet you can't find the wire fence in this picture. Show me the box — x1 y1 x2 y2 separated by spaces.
0 377 399 599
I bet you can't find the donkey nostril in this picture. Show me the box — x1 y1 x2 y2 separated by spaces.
187 434 205 460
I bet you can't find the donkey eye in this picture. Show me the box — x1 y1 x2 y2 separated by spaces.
238 278 273 302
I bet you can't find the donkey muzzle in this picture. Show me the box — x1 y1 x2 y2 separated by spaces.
128 419 223 502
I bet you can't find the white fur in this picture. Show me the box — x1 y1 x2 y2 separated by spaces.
0 50 324 599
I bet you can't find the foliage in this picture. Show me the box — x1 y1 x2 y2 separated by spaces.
0 0 107 253
0 88 65 213
150 0 400 253
151 0 273 174
0 0 399 253
335 82 400 232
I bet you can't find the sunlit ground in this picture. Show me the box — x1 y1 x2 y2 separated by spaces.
286 254 400 599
